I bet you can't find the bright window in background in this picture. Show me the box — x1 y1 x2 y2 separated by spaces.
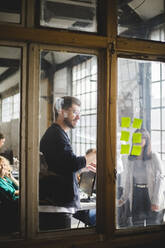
116 58 165 229
40 0 97 33
2 93 20 122
117 0 165 42
151 62 165 157
72 56 97 155
2 96 12 122
13 93 20 119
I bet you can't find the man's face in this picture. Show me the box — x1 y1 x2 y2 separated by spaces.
63 104 80 129
0 138 5 149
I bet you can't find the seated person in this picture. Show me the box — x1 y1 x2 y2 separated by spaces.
73 148 96 226
0 155 19 201
0 155 19 233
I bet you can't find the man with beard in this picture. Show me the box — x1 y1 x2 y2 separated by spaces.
39 96 96 230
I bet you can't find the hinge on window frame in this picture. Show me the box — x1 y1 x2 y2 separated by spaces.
109 42 115 55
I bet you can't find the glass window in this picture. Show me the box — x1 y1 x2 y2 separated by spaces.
0 1 22 24
118 0 165 42
162 82 165 106
116 58 165 230
2 93 20 122
151 83 160 107
13 93 20 119
40 0 97 33
151 131 161 153
151 109 160 129
162 132 165 153
0 45 21 235
2 96 12 122
39 50 97 231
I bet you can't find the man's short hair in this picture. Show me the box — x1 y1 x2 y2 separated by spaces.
0 133 4 140
54 96 81 120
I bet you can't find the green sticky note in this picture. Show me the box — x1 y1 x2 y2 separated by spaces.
120 144 130 154
121 117 131 128
120 131 130 142
132 133 142 144
131 145 142 156
132 118 143 129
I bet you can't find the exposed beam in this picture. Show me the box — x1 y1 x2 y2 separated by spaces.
0 58 20 67
0 67 19 83
0 25 108 48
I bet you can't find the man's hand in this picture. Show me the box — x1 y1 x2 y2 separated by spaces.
151 204 159 211
87 162 96 173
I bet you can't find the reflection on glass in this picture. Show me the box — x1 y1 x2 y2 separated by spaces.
40 0 97 33
118 0 165 42
0 46 21 234
39 50 97 231
0 1 21 24
116 58 165 229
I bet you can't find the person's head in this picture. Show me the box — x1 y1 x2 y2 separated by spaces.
0 156 6 177
0 156 12 178
54 96 81 129
129 128 152 161
3 157 12 177
0 133 5 149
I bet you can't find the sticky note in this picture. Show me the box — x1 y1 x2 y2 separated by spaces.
120 144 130 154
132 133 142 144
132 118 143 129
121 117 131 128
120 131 130 142
131 145 142 156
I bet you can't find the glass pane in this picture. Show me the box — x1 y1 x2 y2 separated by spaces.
116 58 165 230
151 83 160 107
151 131 160 153
151 109 160 129
151 62 160 81
162 154 165 161
0 1 21 24
162 64 165 80
162 82 165 106
162 109 165 128
118 0 165 42
40 0 97 33
39 50 97 231
0 46 21 235
162 132 165 153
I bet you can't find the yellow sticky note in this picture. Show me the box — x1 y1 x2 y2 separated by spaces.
121 117 131 128
132 118 143 129
131 145 142 156
132 133 142 144
121 144 130 154
120 131 130 142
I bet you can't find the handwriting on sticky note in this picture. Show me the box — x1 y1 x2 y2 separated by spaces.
132 118 143 129
132 133 142 144
120 144 130 154
121 117 131 128
120 131 130 142
131 145 142 156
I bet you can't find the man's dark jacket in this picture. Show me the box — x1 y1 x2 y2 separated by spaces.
40 123 86 209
